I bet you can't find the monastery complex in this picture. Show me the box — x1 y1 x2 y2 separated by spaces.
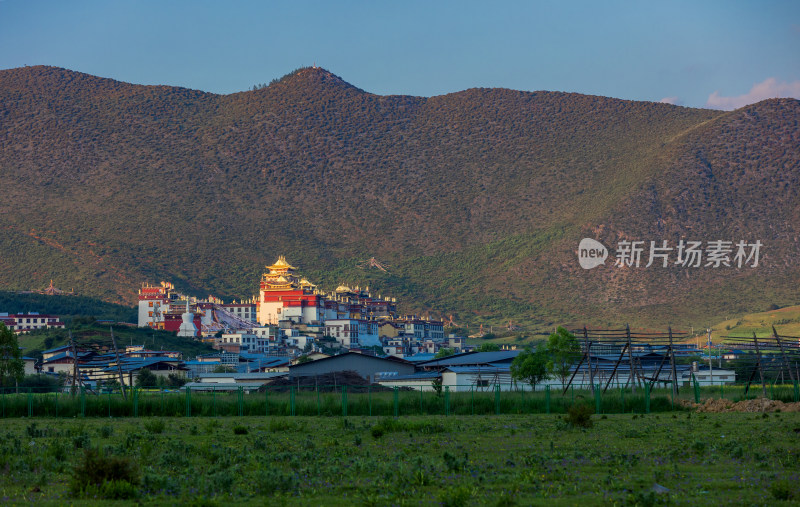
137 257 454 359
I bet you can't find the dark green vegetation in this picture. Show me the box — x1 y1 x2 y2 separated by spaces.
3 383 798 419
16 320 216 359
0 291 137 324
0 323 24 385
1 414 798 504
1 66 798 331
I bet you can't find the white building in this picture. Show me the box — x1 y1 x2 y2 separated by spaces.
325 319 380 348
216 332 270 354
682 368 736 386
0 313 65 333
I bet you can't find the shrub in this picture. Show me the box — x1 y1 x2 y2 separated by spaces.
81 480 139 500
69 448 140 499
73 433 91 449
564 404 594 428
233 425 248 435
253 466 298 495
26 422 47 438
143 419 166 434
442 451 468 472
770 479 795 501
439 485 475 507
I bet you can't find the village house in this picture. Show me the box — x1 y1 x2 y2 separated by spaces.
0 312 64 333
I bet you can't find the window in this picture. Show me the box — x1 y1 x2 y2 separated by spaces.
149 302 154 307
476 380 489 387
48 367 54 373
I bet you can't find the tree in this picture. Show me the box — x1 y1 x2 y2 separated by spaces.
295 355 313 364
163 373 187 387
18 374 61 392
135 368 157 387
476 343 500 352
431 377 443 397
0 323 24 387
546 327 580 386
510 347 548 390
435 348 455 359
212 365 235 373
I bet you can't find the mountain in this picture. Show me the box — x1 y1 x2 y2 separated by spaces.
1 65 798 331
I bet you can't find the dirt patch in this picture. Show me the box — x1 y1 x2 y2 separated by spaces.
680 397 800 412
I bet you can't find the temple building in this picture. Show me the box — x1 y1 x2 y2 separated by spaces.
258 256 325 326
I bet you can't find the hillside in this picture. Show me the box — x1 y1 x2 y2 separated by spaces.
17 321 216 360
1 65 798 331
712 305 800 340
0 291 137 324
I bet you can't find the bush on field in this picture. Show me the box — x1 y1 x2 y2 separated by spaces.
371 417 446 438
770 479 796 501
69 448 140 499
564 403 594 428
143 419 166 434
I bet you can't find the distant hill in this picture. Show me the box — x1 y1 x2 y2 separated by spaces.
712 305 800 340
0 291 136 324
1 65 798 332
17 321 216 361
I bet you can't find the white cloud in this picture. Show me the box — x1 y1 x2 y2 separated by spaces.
706 78 800 110
659 96 680 105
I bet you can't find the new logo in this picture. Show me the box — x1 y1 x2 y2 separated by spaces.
578 238 608 270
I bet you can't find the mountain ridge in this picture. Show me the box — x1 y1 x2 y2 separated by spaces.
1 65 797 331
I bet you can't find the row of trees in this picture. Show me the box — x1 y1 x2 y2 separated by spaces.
0 323 24 387
510 327 580 389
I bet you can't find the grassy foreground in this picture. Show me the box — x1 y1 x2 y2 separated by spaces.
1 413 798 505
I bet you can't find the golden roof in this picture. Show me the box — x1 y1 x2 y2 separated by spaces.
267 255 296 271
335 285 352 293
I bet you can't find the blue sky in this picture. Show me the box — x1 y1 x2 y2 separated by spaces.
1 0 798 109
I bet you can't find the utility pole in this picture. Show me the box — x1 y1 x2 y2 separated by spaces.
110 327 127 401
70 330 77 396
626 324 636 393
584 326 594 394
668 326 678 397
706 328 714 386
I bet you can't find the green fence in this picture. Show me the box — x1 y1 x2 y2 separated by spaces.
1 380 797 418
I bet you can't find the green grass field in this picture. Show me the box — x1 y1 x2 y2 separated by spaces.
0 412 798 505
